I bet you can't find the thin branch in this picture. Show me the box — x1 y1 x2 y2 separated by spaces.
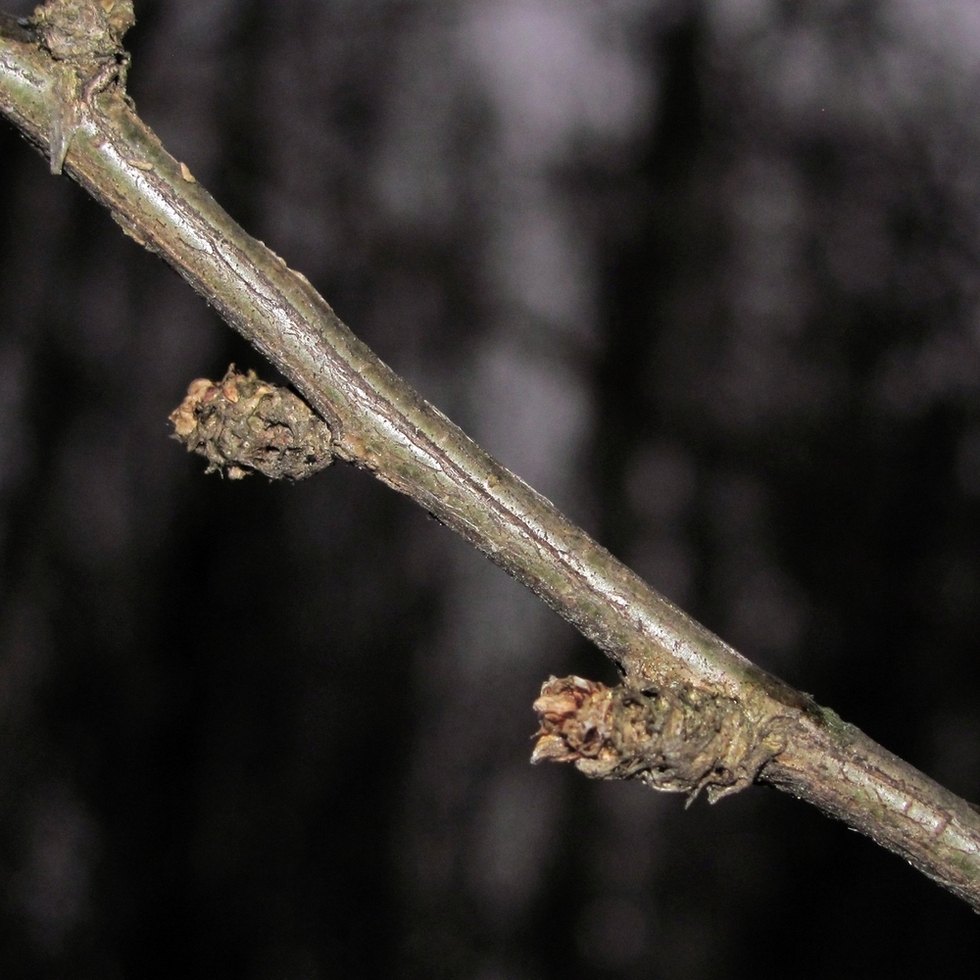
2 2 979 909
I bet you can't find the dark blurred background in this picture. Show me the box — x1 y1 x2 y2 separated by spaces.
2 0 980 976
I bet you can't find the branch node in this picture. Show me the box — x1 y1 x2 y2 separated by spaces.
169 366 335 481
531 675 783 804
29 0 134 173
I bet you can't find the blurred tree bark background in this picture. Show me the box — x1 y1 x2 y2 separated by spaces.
2 0 980 976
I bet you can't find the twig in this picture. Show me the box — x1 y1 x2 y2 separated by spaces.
2 1 979 908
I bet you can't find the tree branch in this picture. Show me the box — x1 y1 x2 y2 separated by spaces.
3 1 979 909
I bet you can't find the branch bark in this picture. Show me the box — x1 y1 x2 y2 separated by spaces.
3 2 980 909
